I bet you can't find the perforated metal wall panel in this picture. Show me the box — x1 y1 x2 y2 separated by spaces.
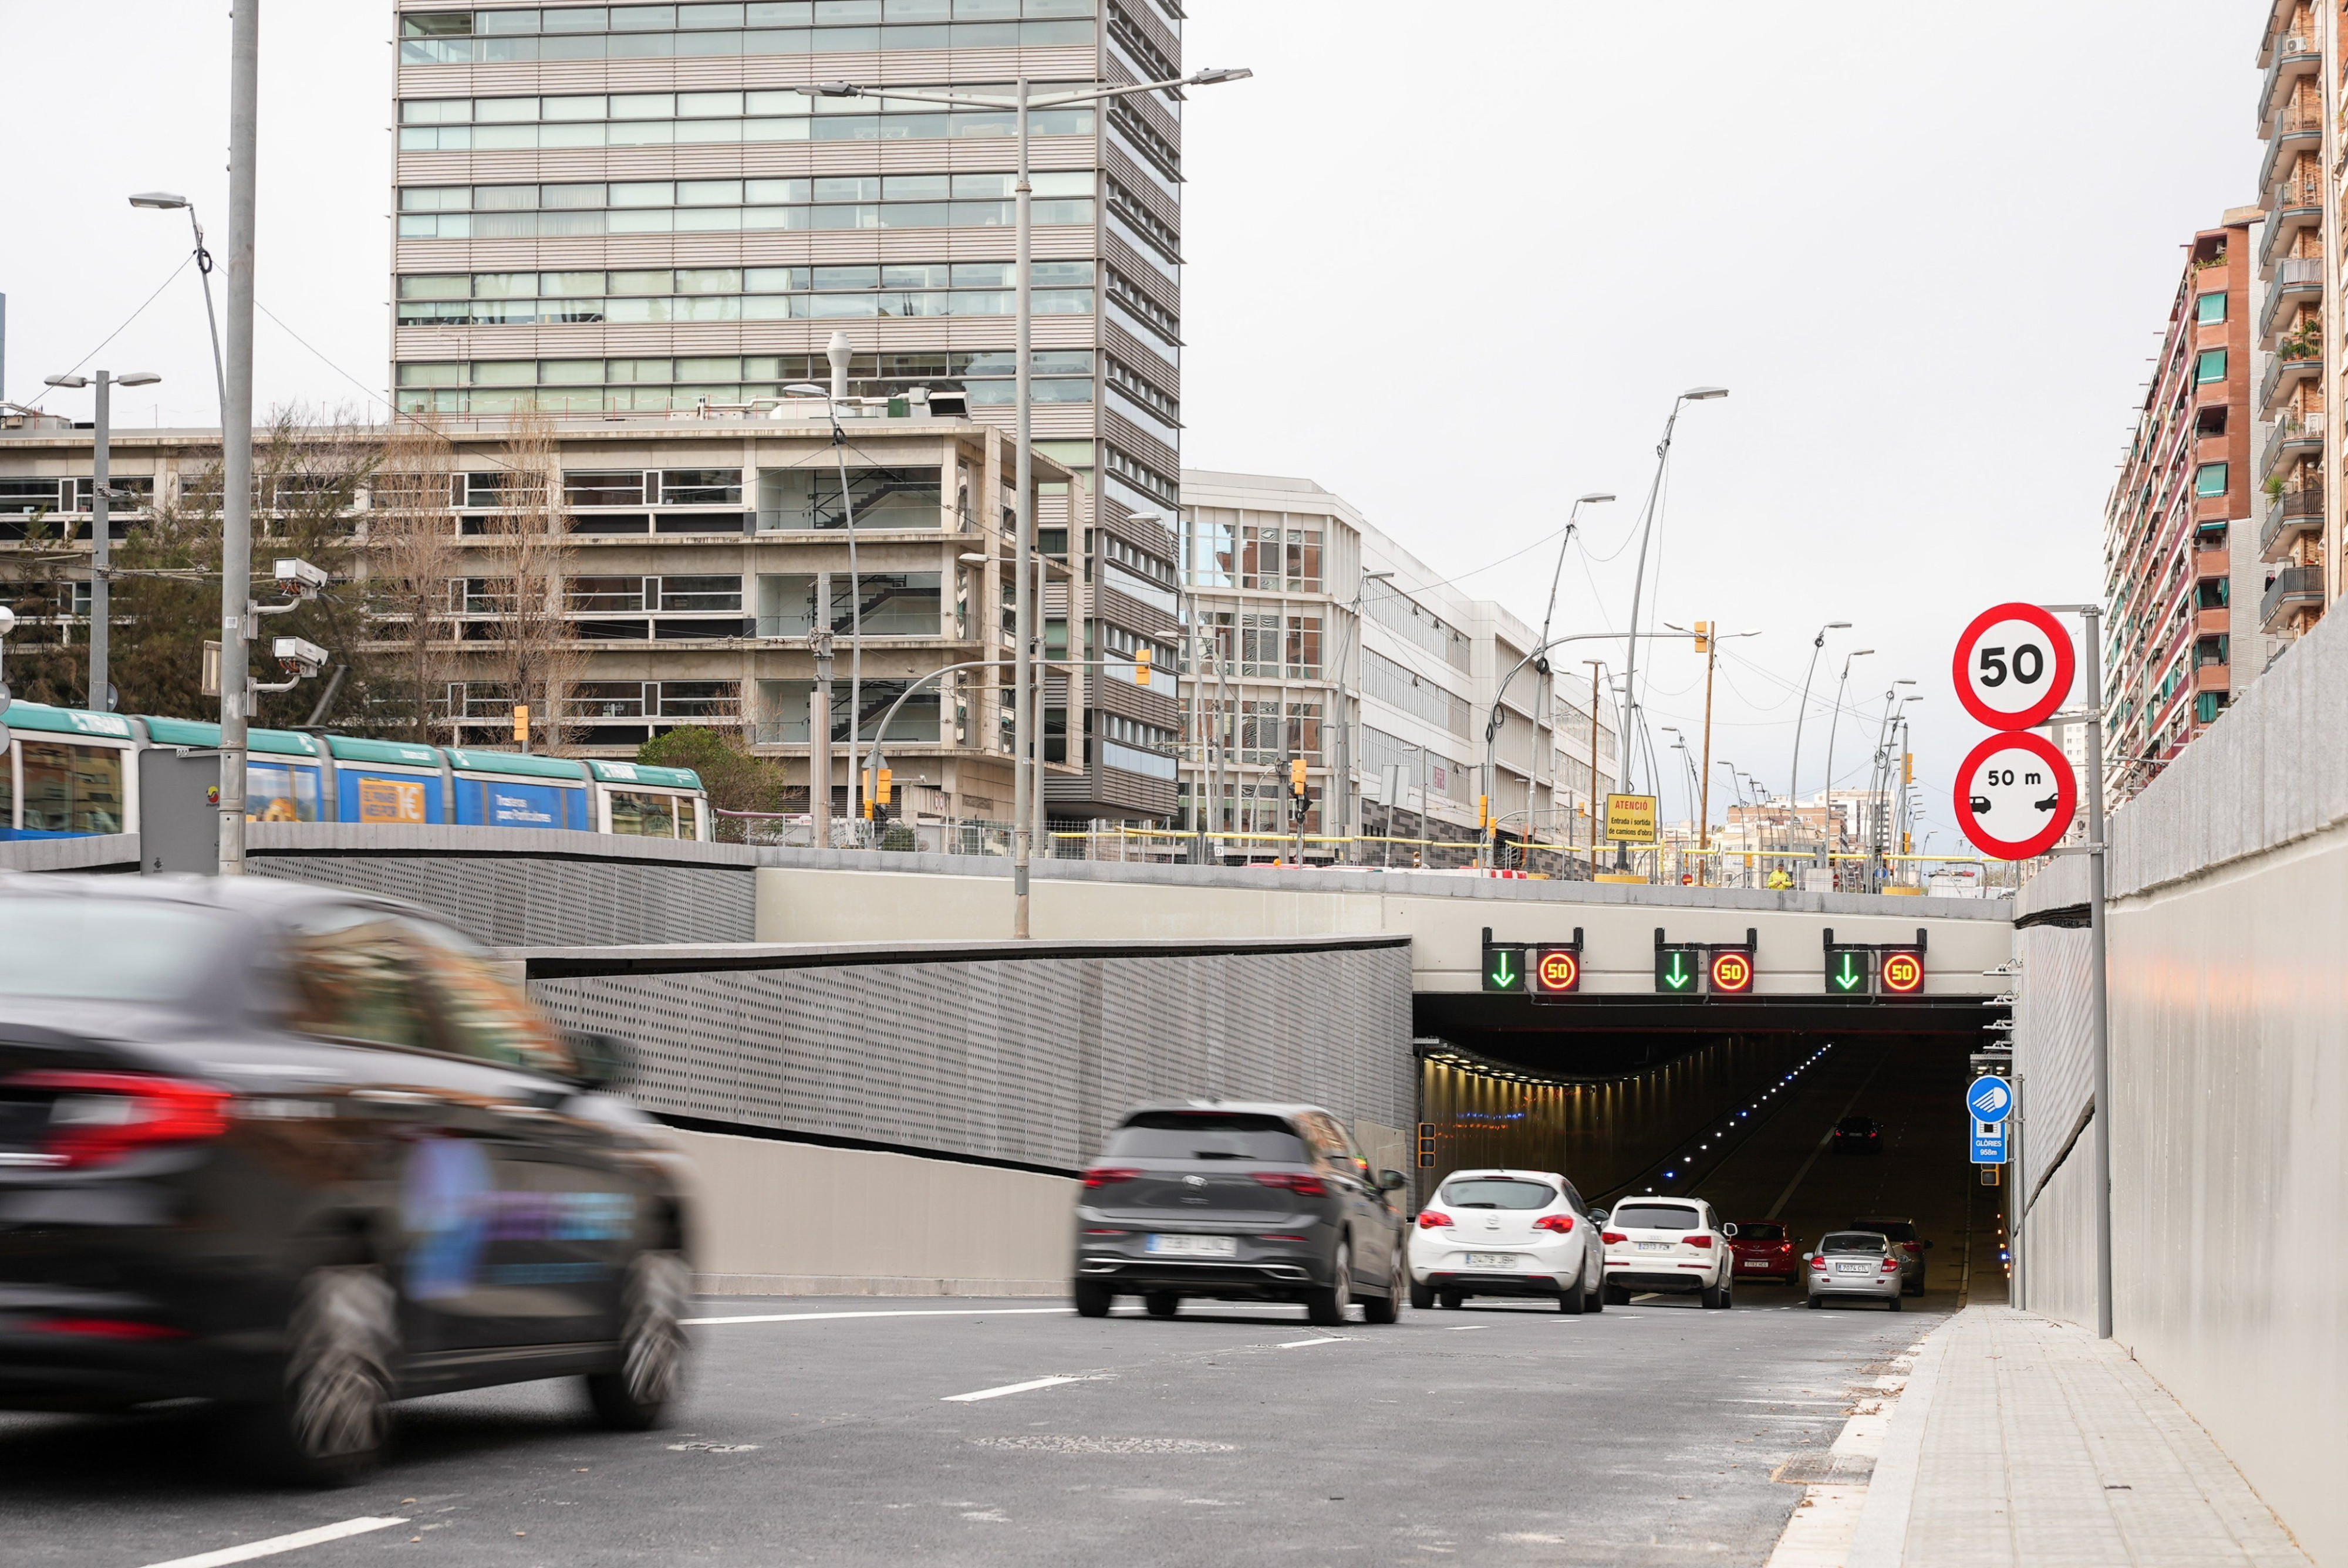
529 942 1414 1173
249 853 754 947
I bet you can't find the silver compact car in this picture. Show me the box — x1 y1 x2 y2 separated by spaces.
1805 1231 1905 1309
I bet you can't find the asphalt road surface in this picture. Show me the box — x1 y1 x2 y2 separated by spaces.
4 1035 2000 1566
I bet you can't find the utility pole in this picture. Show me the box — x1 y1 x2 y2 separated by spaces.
807 627 834 847
42 369 157 712
217 0 259 875
1695 621 1717 885
1584 660 1604 877
2079 605 2114 1339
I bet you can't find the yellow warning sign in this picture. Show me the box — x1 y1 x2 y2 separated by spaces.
1604 793 1658 844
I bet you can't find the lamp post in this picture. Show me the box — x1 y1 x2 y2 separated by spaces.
1817 647 1874 872
42 369 160 713
1536 494 1615 661
1580 658 1607 876
798 65 1252 937
1620 386 1727 795
783 368 868 839
1789 620 1851 863
1330 567 1395 854
128 193 227 418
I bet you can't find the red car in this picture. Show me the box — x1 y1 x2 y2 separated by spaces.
1728 1221 1799 1282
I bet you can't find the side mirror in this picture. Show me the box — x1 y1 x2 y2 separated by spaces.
1800 1252 1813 1262
1721 1222 1739 1238
566 1030 634 1091
1589 1208 1608 1226
1923 1239 1935 1250
1377 1169 1407 1192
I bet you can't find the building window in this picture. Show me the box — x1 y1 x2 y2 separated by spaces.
2196 292 2226 325
2195 691 2227 725
2194 462 2228 498
2195 349 2226 384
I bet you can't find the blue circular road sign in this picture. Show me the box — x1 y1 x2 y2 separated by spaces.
1967 1075 2013 1124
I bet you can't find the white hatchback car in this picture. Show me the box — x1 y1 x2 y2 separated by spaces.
1600 1196 1736 1309
1407 1169 1604 1314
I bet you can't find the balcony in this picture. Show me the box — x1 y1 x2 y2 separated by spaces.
2261 182 2323 271
2259 350 2320 420
2195 542 2231 577
2260 32 2321 133
2258 101 2325 192
2259 255 2324 347
2260 564 2324 631
2262 480 2323 557
2196 605 2231 636
2261 410 2323 478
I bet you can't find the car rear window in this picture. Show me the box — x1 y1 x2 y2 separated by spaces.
1103 1112 1308 1163
1837 1117 1875 1131
1854 1221 1917 1241
0 900 230 1002
1610 1203 1701 1231
1822 1232 1888 1253
1438 1178 1557 1210
1736 1222 1786 1241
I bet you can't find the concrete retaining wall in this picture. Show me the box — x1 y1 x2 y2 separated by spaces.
2015 613 2348 1566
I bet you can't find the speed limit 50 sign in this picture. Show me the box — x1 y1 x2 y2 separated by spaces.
1952 602 2075 732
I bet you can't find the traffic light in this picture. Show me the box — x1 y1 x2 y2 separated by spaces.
1878 948 1926 995
1656 927 1757 996
875 767 893 807
1530 945 1582 999
1289 786 1313 824
1416 1122 1436 1169
1654 937 1703 995
1693 621 1712 654
1477 793 1491 829
1824 943 1875 995
1482 932 1529 993
1135 646 1152 687
1707 948 1755 994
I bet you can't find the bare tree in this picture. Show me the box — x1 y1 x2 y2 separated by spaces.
362 418 464 743
468 414 583 752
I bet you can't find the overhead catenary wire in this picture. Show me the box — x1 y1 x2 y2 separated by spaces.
23 255 196 408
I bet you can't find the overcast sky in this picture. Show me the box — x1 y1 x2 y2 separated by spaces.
1 2 2253 847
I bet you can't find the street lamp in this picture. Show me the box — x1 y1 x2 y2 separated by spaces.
128 193 225 418
799 65 1253 936
1621 386 1727 792
1788 620 1851 857
784 367 871 840
1817 647 1874 870
1535 492 1615 662
42 369 160 712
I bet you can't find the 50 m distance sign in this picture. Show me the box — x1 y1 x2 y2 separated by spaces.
1954 730 2077 861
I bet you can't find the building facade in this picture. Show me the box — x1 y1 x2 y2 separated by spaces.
2103 214 2259 801
0 407 1067 826
1178 470 1624 862
390 0 1188 823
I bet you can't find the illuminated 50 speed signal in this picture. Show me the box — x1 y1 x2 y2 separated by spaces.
1708 950 1755 995
1532 948 1581 995
1880 951 1925 995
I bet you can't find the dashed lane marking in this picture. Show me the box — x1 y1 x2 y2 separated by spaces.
1276 1336 1350 1349
687 1306 1075 1326
139 1517 410 1568
942 1374 1087 1403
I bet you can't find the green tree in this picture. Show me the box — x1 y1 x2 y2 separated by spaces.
636 727 788 842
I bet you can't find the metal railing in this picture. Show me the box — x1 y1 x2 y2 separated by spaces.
2260 350 2320 417
2261 565 2324 628
2261 185 2323 269
2259 256 2325 342
2262 481 2323 555
2261 410 2322 478
2261 35 2320 132
2258 102 2325 191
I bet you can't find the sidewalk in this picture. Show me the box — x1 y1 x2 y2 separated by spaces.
1836 1306 2309 1567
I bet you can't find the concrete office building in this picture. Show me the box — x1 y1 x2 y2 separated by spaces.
0 407 1064 825
1179 471 1624 861
2103 212 2261 802
391 0 1188 823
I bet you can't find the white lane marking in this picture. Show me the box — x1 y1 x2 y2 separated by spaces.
1446 1324 1490 1332
1721 1397 1847 1405
943 1374 1084 1403
140 1517 409 1568
687 1306 1074 1326
1276 1335 1350 1348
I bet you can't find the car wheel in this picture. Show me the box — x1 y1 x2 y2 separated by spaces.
1905 1275 1925 1297
237 1264 397 1486
1807 1292 1823 1309
588 1249 690 1431
1360 1250 1404 1326
1585 1259 1605 1313
1409 1280 1435 1312
1887 1293 1902 1312
1558 1253 1588 1315
1438 1290 1464 1311
1072 1281 1114 1318
1306 1242 1353 1327
1602 1283 1630 1306
1143 1291 1181 1319
1700 1274 1729 1310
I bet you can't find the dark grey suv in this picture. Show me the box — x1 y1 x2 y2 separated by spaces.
1072 1103 1409 1326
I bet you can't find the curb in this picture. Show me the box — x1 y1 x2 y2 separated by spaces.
1843 1306 1963 1567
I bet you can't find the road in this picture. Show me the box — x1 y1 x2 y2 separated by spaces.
2 1033 1999 1566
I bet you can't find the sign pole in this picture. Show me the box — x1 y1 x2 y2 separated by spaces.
2080 603 2113 1340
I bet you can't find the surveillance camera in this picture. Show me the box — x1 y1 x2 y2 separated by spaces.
274 557 330 599
0 606 15 637
272 637 328 679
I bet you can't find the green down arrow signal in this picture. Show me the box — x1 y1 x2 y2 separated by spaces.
1834 952 1864 992
1664 952 1692 991
1490 950 1519 990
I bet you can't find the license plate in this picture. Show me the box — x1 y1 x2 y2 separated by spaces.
1834 1263 1871 1274
1146 1234 1236 1258
1636 1241 1671 1252
1464 1252 1519 1269
1742 1260 1770 1269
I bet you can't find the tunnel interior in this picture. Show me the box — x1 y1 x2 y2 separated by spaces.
1410 991 2013 1302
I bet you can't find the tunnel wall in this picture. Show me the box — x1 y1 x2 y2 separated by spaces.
2015 616 2348 1566
1416 1036 1820 1205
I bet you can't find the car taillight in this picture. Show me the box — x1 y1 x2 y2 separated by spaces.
1685 1235 1713 1249
1810 1256 1828 1270
1082 1167 1141 1189
1601 1231 1625 1245
1417 1210 1453 1229
1779 1242 1794 1253
5 1072 231 1170
28 1317 187 1340
1881 1259 1900 1272
1532 1214 1576 1234
1252 1172 1328 1197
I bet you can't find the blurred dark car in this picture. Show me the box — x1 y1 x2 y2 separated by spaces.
1831 1116 1883 1155
0 876 693 1483
1073 1103 1409 1326
1848 1216 1931 1295
1726 1219 1799 1283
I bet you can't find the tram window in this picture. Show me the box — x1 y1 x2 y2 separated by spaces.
608 788 680 837
0 744 11 827
675 796 699 839
19 742 126 834
247 761 323 822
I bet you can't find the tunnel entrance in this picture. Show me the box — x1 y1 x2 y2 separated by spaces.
1411 992 2009 1304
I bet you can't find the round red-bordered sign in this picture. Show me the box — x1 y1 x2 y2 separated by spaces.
1709 949 1755 994
1532 948 1580 994
1952 602 2075 731
1954 730 2077 860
